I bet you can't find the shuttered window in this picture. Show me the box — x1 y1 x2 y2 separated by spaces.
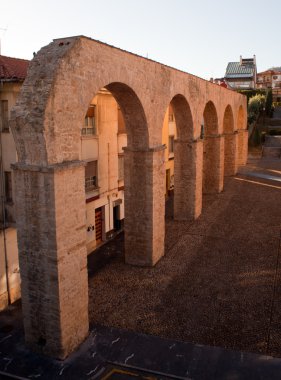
118 155 124 180
0 100 9 132
5 171 12 202
85 161 98 191
82 105 96 135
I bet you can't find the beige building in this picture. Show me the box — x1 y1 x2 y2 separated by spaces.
0 55 28 310
162 105 177 196
69 88 176 254
82 89 127 253
256 69 281 103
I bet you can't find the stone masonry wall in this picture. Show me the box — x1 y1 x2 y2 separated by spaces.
174 139 203 220
203 136 224 193
9 35 248 358
13 162 88 358
224 132 238 176
124 146 165 266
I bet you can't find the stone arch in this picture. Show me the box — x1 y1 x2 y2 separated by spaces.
170 94 193 141
162 94 201 220
223 105 234 134
203 100 219 136
9 40 162 359
237 105 245 130
223 105 237 176
8 36 248 359
105 82 149 150
202 101 223 193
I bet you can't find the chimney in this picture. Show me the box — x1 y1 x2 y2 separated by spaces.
240 55 242 65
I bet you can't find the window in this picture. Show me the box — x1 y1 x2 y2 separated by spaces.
0 100 9 132
4 171 12 202
85 161 98 192
118 155 124 180
118 108 126 134
169 136 174 155
82 105 96 135
168 112 174 122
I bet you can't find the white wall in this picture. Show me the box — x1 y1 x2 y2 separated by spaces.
0 228 21 311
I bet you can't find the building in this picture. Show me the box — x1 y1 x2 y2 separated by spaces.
224 55 257 90
211 78 229 88
0 55 29 310
0 56 177 310
256 69 281 103
256 69 275 89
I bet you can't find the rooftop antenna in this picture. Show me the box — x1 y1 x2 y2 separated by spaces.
0 27 8 55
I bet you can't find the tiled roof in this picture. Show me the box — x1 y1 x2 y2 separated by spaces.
257 69 276 76
225 61 255 79
0 55 29 81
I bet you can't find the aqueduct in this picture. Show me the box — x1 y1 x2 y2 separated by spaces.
10 36 248 358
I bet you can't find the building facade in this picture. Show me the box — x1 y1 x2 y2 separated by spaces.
0 55 28 310
256 69 281 102
224 55 257 90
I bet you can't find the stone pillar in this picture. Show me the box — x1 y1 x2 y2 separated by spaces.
123 145 165 266
237 129 248 166
174 139 203 220
203 135 224 193
224 131 238 176
12 161 88 359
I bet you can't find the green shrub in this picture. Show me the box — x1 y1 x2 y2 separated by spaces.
248 94 265 125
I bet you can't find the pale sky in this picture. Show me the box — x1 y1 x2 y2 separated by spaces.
1 0 280 80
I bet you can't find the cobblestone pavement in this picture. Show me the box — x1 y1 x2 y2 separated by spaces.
88 154 281 358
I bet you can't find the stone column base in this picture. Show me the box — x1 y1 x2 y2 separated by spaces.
12 161 88 359
174 139 203 220
124 145 165 266
224 131 238 176
203 135 224 193
237 129 248 166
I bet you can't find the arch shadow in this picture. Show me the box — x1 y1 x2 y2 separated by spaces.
202 101 223 193
223 105 237 176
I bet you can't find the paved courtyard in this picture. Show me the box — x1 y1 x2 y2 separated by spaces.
88 153 281 358
1 153 281 379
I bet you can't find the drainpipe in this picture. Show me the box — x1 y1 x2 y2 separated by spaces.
0 107 11 305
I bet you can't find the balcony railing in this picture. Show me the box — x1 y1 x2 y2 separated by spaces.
82 127 96 136
85 176 98 192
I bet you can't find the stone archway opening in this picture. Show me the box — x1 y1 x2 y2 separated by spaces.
162 103 178 219
223 105 237 177
161 94 200 221
203 101 223 194
81 86 128 256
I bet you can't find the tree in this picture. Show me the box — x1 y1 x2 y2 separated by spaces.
265 89 273 117
247 94 265 125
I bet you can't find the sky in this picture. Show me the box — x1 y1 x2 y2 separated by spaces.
0 0 280 80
